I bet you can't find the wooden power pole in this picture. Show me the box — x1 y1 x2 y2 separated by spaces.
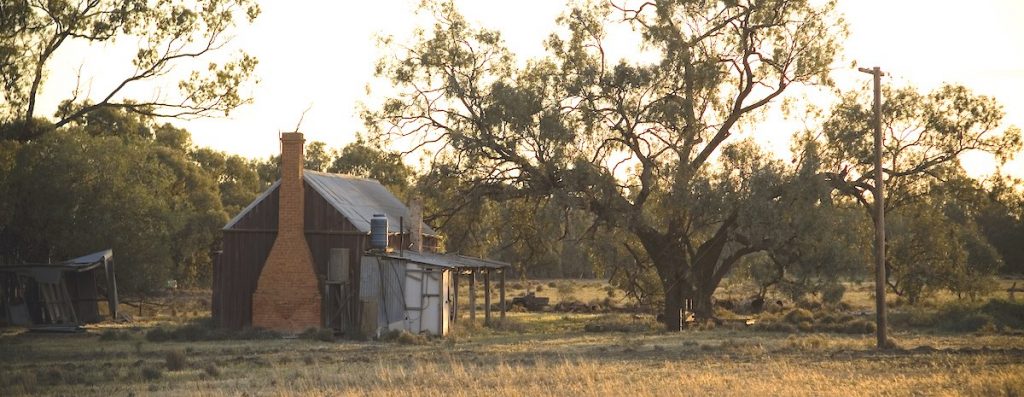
858 66 888 348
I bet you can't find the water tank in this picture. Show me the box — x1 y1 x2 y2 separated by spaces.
370 214 388 250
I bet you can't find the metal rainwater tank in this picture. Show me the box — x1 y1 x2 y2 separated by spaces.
370 214 388 250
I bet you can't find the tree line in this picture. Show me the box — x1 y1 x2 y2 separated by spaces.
0 1 1022 331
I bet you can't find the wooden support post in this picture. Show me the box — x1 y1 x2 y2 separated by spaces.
469 269 477 323
499 269 506 322
452 270 459 322
859 65 888 349
484 270 492 326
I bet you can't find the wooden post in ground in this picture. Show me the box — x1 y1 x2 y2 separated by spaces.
859 66 888 349
452 270 459 322
469 269 477 324
499 269 506 322
484 270 492 326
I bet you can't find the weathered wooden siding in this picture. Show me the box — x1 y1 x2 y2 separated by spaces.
214 181 442 330
214 231 275 329
214 182 369 329
65 271 100 323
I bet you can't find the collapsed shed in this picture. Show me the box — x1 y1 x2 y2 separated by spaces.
213 132 509 336
0 249 119 330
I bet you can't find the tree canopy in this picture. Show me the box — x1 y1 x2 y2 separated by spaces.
0 0 259 140
371 0 846 328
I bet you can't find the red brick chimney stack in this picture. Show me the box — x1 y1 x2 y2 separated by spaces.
251 132 322 332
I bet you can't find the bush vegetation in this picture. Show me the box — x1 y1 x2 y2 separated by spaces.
145 318 281 342
891 298 1024 333
164 350 187 371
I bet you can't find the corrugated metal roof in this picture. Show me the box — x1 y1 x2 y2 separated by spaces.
0 249 112 273
377 251 510 269
223 170 435 235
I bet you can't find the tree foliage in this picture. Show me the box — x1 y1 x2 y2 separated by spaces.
371 0 844 327
810 83 1021 301
0 112 228 292
0 0 260 139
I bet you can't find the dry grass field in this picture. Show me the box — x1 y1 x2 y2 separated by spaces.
2 280 1023 396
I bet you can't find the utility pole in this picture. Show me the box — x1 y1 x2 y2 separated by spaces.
858 66 887 348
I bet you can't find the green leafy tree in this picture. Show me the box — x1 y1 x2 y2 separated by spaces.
2 109 228 292
811 84 1021 302
370 0 843 328
0 0 259 139
975 175 1024 275
191 147 262 216
329 137 414 194
304 141 334 172
736 141 870 303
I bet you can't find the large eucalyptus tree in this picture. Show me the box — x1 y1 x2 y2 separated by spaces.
370 0 844 328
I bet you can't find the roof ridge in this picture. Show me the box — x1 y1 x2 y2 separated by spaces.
302 169 379 183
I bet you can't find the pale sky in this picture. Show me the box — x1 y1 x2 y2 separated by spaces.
37 0 1024 175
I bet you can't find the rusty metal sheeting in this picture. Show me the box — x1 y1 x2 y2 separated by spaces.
0 249 119 328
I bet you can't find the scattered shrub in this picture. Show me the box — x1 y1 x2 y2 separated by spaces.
140 366 163 381
536 285 544 292
784 308 814 324
98 329 129 341
145 320 280 342
980 299 1024 330
719 339 766 355
784 334 828 350
890 299 1024 333
145 328 171 342
165 349 187 371
41 367 64 384
203 363 221 377
297 327 335 342
834 318 876 334
821 283 846 306
169 323 211 341
380 329 428 345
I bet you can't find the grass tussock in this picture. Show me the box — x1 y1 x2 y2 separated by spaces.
583 314 659 333
140 366 163 381
298 327 335 342
97 329 131 342
379 329 429 345
145 318 281 342
164 349 187 371
753 309 876 335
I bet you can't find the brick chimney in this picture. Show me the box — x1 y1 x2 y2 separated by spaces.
252 132 321 332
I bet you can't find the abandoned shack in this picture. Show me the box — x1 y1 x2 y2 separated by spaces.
213 132 509 336
0 249 119 330
360 251 509 337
